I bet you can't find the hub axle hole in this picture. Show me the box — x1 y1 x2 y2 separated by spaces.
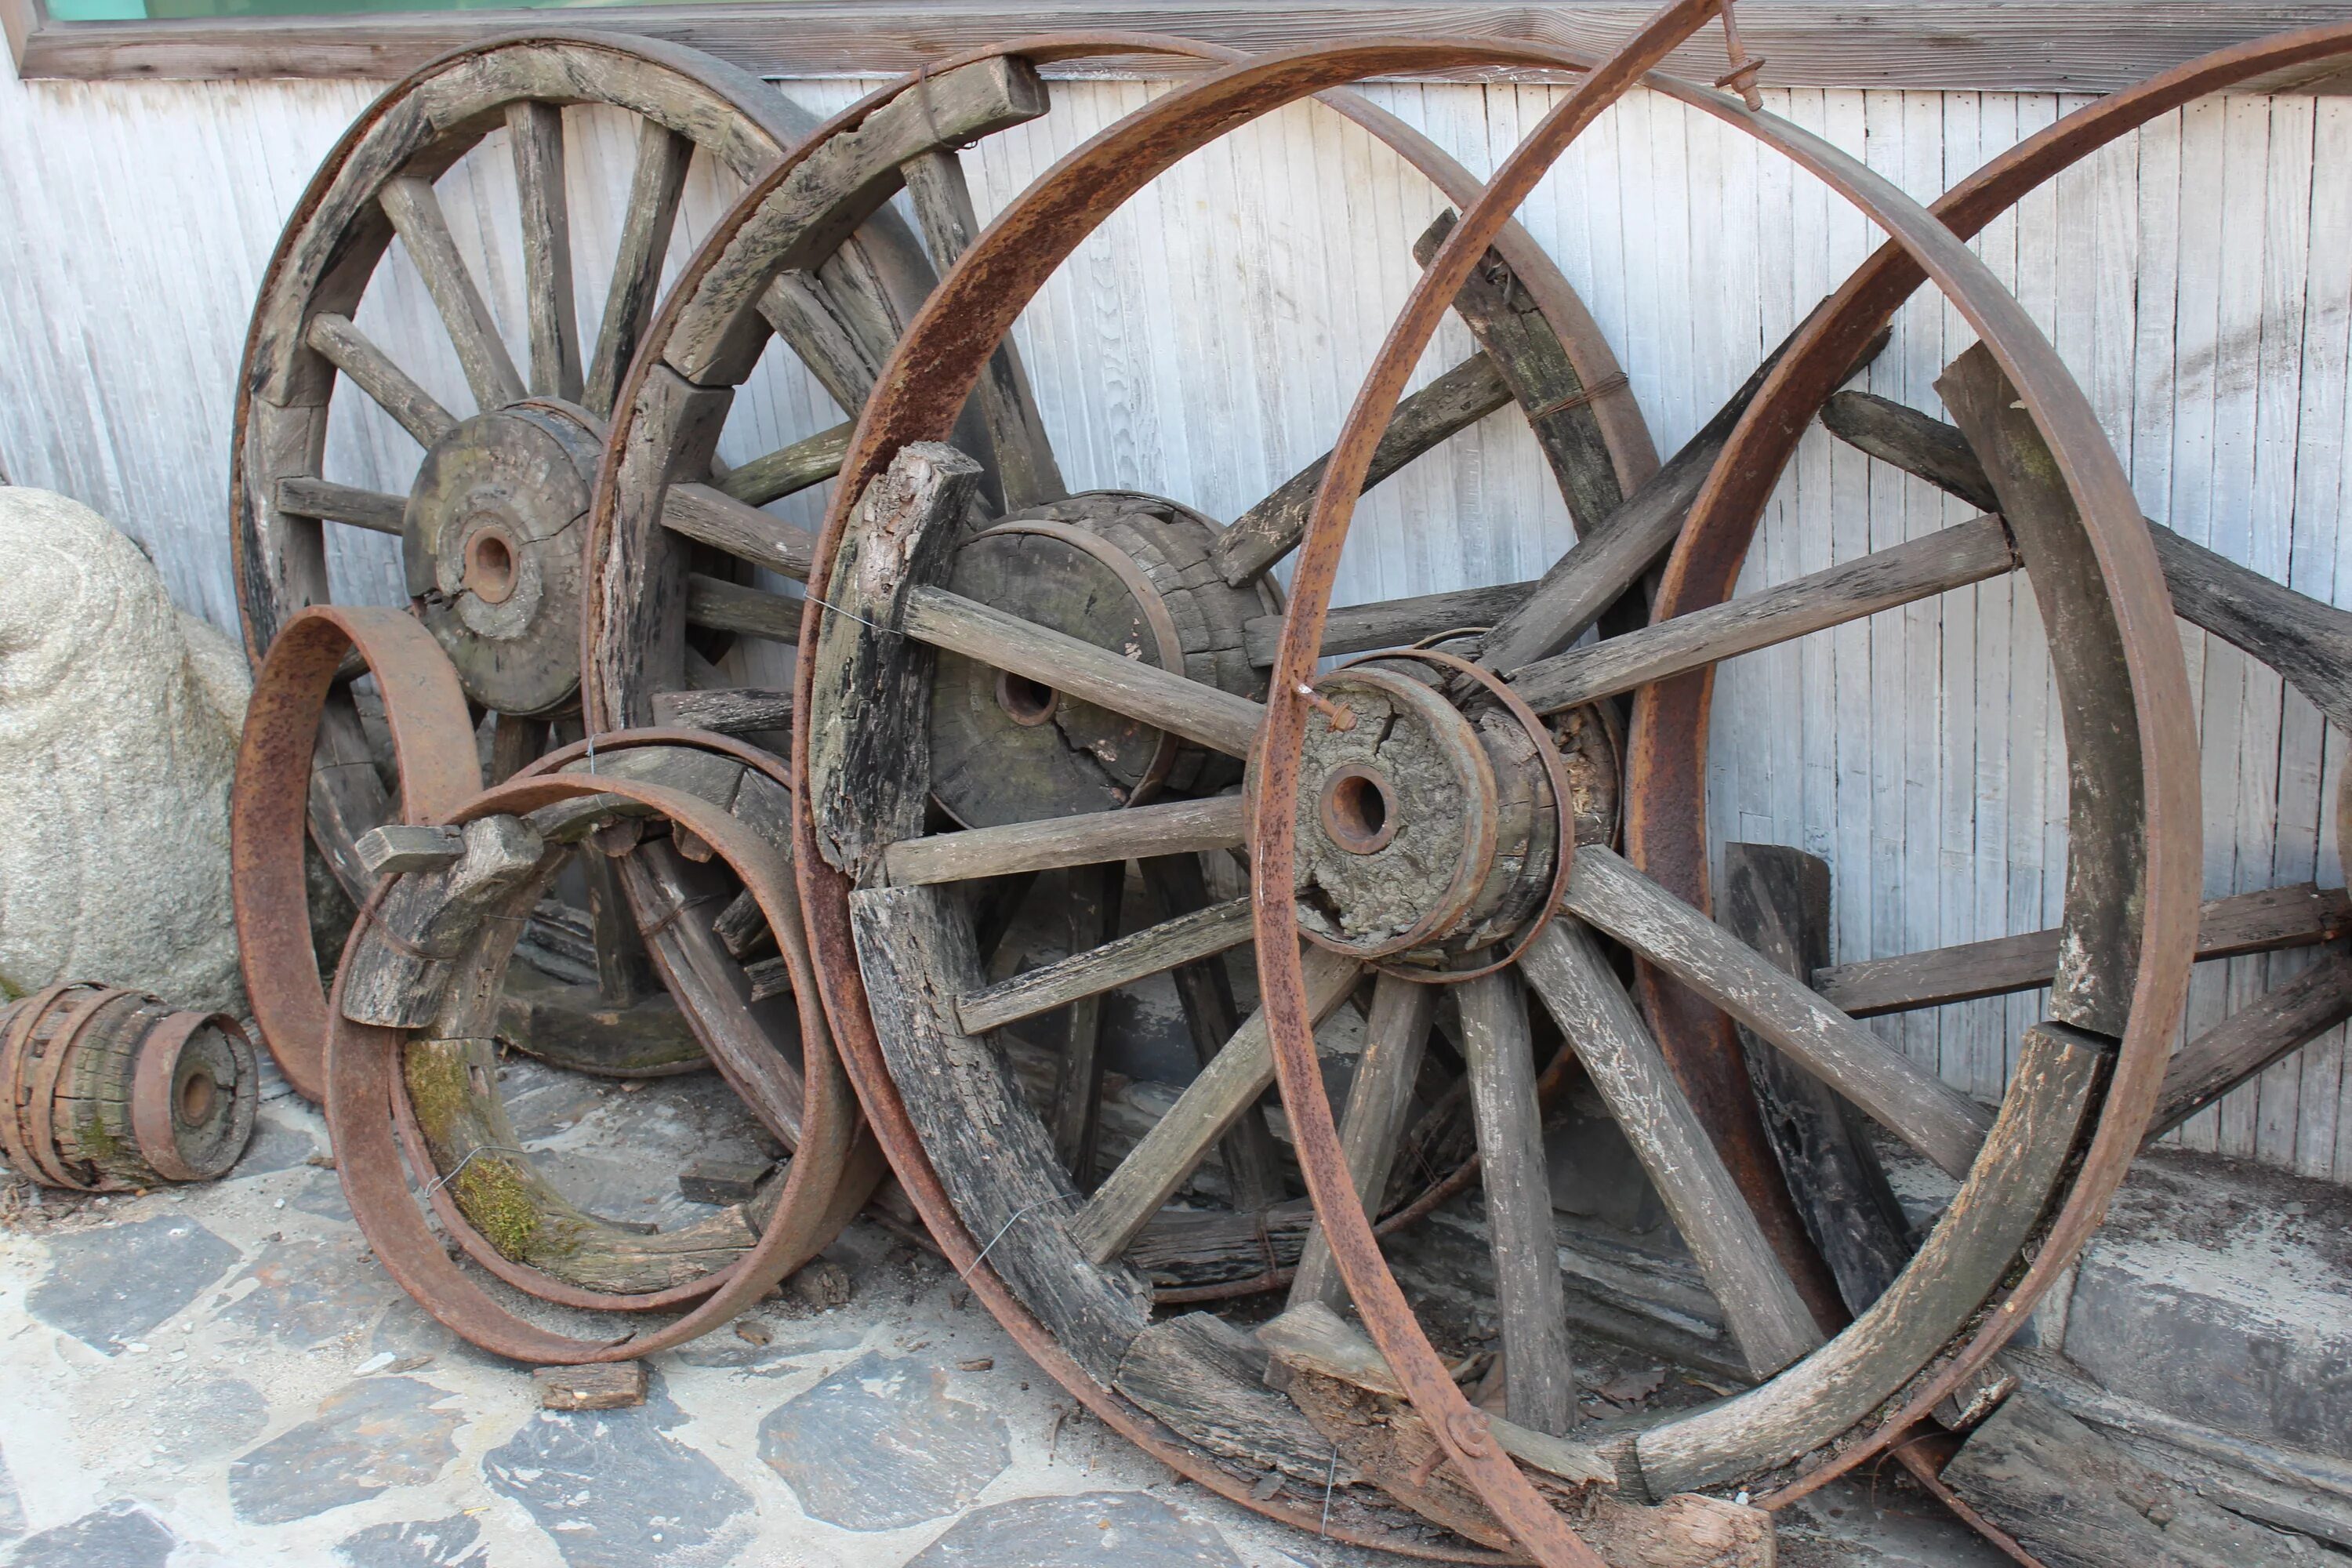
176 1071 217 1127
1320 765 1400 855
996 670 1060 728
463 530 519 604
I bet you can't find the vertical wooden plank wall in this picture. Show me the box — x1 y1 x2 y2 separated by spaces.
2 60 2347 1182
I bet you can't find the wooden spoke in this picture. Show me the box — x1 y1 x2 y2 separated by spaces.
2148 950 2352 1143
1211 353 1511 585
1048 862 1125 1184
1509 516 2016 714
901 147 1068 512
882 795 1247 887
378 174 526 412
1563 844 1991 1178
1520 920 1825 1379
1287 971 1436 1311
584 120 694 419
956 895 1252 1035
1141 855 1286 1214
304 312 456 448
1826 388 2352 734
1245 579 1535 668
1814 883 2352 1018
1455 964 1575 1434
1071 945 1361 1265
661 482 818 579
715 420 853 509
273 476 405 535
684 574 804 642
508 101 583 404
650 688 793 734
901 586 1265 757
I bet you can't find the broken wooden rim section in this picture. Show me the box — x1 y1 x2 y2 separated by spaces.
325 768 875 1363
231 604 481 1102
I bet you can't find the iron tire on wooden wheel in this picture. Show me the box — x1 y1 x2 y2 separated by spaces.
775 27 2222 1568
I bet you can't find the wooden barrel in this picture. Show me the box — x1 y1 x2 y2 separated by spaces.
0 983 257 1189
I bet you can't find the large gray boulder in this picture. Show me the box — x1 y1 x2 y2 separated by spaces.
0 489 249 1011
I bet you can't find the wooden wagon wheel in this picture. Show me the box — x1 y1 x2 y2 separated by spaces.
764 20 2216 1568
228 30 951 1091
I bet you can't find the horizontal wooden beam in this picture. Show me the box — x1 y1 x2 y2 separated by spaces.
21 3 2352 91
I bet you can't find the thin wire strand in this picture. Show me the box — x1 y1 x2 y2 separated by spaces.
959 1191 1080 1280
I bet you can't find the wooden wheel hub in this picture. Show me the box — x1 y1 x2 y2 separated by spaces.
929 492 1274 827
1287 665 1559 960
404 398 604 717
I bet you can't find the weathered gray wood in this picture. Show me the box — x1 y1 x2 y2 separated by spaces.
1114 1312 1352 1485
712 887 774 961
660 481 818 579
377 173 525 412
1509 515 2016 715
1520 920 1824 1381
1070 944 1360 1265
1566 844 1991 1178
957 895 1252 1034
508 100 582 404
1943 1388 2310 1568
884 794 1248 888
584 119 692 419
1245 579 1537 667
1814 884 2352 1018
305 311 456 448
1211 352 1511 584
578 835 655 1008
307 694 397 903
650 687 793 734
1287 971 1436 1312
1719 842 1915 1319
805 443 982 887
715 419 852 508
2149 949 2352 1142
1048 861 1123 1185
339 815 546 1028
900 147 1067 512
1454 964 1575 1433
902 586 1265 757
535 1361 648 1411
755 269 881 415
1633 1019 2111 1497
1142 855 1286 1214
273 475 406 535
683 573 804 641
1819 388 2001 513
495 963 704 1077
1129 1200 1314 1290
850 882 1152 1383
353 822 463 876
1415 209 1621 533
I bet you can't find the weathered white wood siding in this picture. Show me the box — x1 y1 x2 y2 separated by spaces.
3 58 2347 1182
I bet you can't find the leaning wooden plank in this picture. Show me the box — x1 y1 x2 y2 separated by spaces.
1566 844 1991 1178
1509 515 2017 715
1211 353 1512 584
1634 1019 2110 1497
339 816 546 1027
883 795 1247 887
684 574 804 641
1456 964 1576 1434
274 476 406 535
901 586 1265 757
661 482 819 579
1245 579 1537 667
2147 950 2352 1143
1521 920 1824 1380
957 896 1253 1034
1114 1312 1355 1486
1069 945 1360 1265
1288 971 1436 1310
1813 883 2352 1018
851 883 1152 1385
805 444 982 887
651 688 793 735
1259 1305 1770 1566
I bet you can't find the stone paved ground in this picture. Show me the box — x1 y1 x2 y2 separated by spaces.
0 1058 2009 1568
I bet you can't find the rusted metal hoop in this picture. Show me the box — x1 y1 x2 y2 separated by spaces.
1334 647 1577 987
0 983 78 1186
231 605 481 1103
326 771 873 1363
130 1011 258 1184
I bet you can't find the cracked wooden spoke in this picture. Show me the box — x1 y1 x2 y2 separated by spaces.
682 575 804 642
956 894 1254 1035
1563 845 1991 1178
305 313 456 448
660 483 818 579
509 101 583 404
1509 516 2017 715
584 120 694 418
378 174 526 412
882 795 1249 887
900 586 1266 757
1070 944 1362 1265
274 477 405 535
1520 921 1825 1379
715 420 854 509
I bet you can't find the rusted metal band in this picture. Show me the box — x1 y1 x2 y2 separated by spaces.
0 985 85 1188
231 605 480 1102
1519 370 1632 426
130 1011 255 1184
